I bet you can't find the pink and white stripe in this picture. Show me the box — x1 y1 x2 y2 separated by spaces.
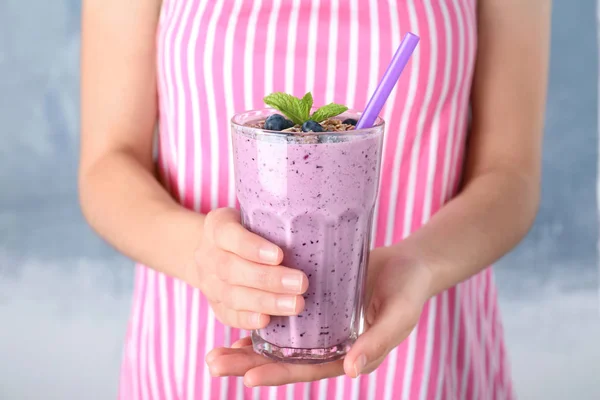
117 0 515 398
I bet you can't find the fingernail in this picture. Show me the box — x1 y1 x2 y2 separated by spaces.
276 296 297 313
259 245 280 264
354 354 367 377
281 274 303 292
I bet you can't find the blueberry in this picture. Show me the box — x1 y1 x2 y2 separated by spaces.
264 114 294 131
302 120 324 132
342 118 358 126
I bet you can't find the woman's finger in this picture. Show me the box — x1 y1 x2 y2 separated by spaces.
343 296 419 378
243 359 345 387
210 301 270 330
231 336 252 349
204 208 283 265
219 284 305 316
205 346 273 377
216 256 308 295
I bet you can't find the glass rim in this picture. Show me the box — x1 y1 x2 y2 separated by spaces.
230 108 385 137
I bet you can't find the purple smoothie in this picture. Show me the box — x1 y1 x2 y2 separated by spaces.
231 109 384 363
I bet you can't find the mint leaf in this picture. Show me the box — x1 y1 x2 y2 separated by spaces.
300 92 313 120
310 103 349 123
263 92 306 125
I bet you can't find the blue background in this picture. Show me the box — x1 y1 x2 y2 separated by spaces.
1 1 599 398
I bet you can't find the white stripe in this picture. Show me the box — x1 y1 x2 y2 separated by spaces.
401 328 418 400
264 0 282 96
325 0 339 103
459 281 472 400
244 0 263 109
269 386 278 400
204 0 225 211
173 281 183 394
203 308 216 400
186 290 200 400
318 378 328 400
441 0 466 204
305 0 321 94
286 384 295 400
335 376 345 400
285 0 301 93
450 285 462 395
419 298 438 400
345 0 359 107
223 0 244 209
434 291 450 400
158 274 174 400
236 377 244 400
383 348 398 400
368 372 377 400
146 272 161 400
303 383 310 400
174 0 194 203
253 387 261 400
351 376 361 400
140 270 150 400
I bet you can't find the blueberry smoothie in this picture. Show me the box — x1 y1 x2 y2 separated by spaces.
231 108 384 363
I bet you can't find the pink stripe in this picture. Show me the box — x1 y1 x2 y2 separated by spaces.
136 267 149 400
314 1 331 99
291 2 309 97
351 0 371 109
271 4 291 93
332 4 350 105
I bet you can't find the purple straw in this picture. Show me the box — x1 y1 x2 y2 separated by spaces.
356 32 420 129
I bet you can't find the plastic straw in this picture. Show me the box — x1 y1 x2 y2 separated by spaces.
356 32 420 129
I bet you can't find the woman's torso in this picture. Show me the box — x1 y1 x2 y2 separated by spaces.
119 1 514 399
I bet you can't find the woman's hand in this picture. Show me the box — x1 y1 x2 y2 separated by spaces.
189 208 308 331
204 247 433 386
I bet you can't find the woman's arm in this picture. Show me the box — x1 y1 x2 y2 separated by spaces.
79 0 202 280
80 0 306 330
390 0 551 297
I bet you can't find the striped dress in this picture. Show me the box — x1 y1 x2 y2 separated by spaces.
118 0 515 399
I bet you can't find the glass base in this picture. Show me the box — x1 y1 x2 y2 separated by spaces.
251 330 355 364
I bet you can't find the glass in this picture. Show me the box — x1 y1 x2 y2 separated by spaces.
231 108 384 364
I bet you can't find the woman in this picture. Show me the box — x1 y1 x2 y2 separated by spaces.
79 0 550 398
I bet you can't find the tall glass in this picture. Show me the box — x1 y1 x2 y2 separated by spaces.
231 109 384 364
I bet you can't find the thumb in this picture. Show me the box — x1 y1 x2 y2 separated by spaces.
343 297 420 378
